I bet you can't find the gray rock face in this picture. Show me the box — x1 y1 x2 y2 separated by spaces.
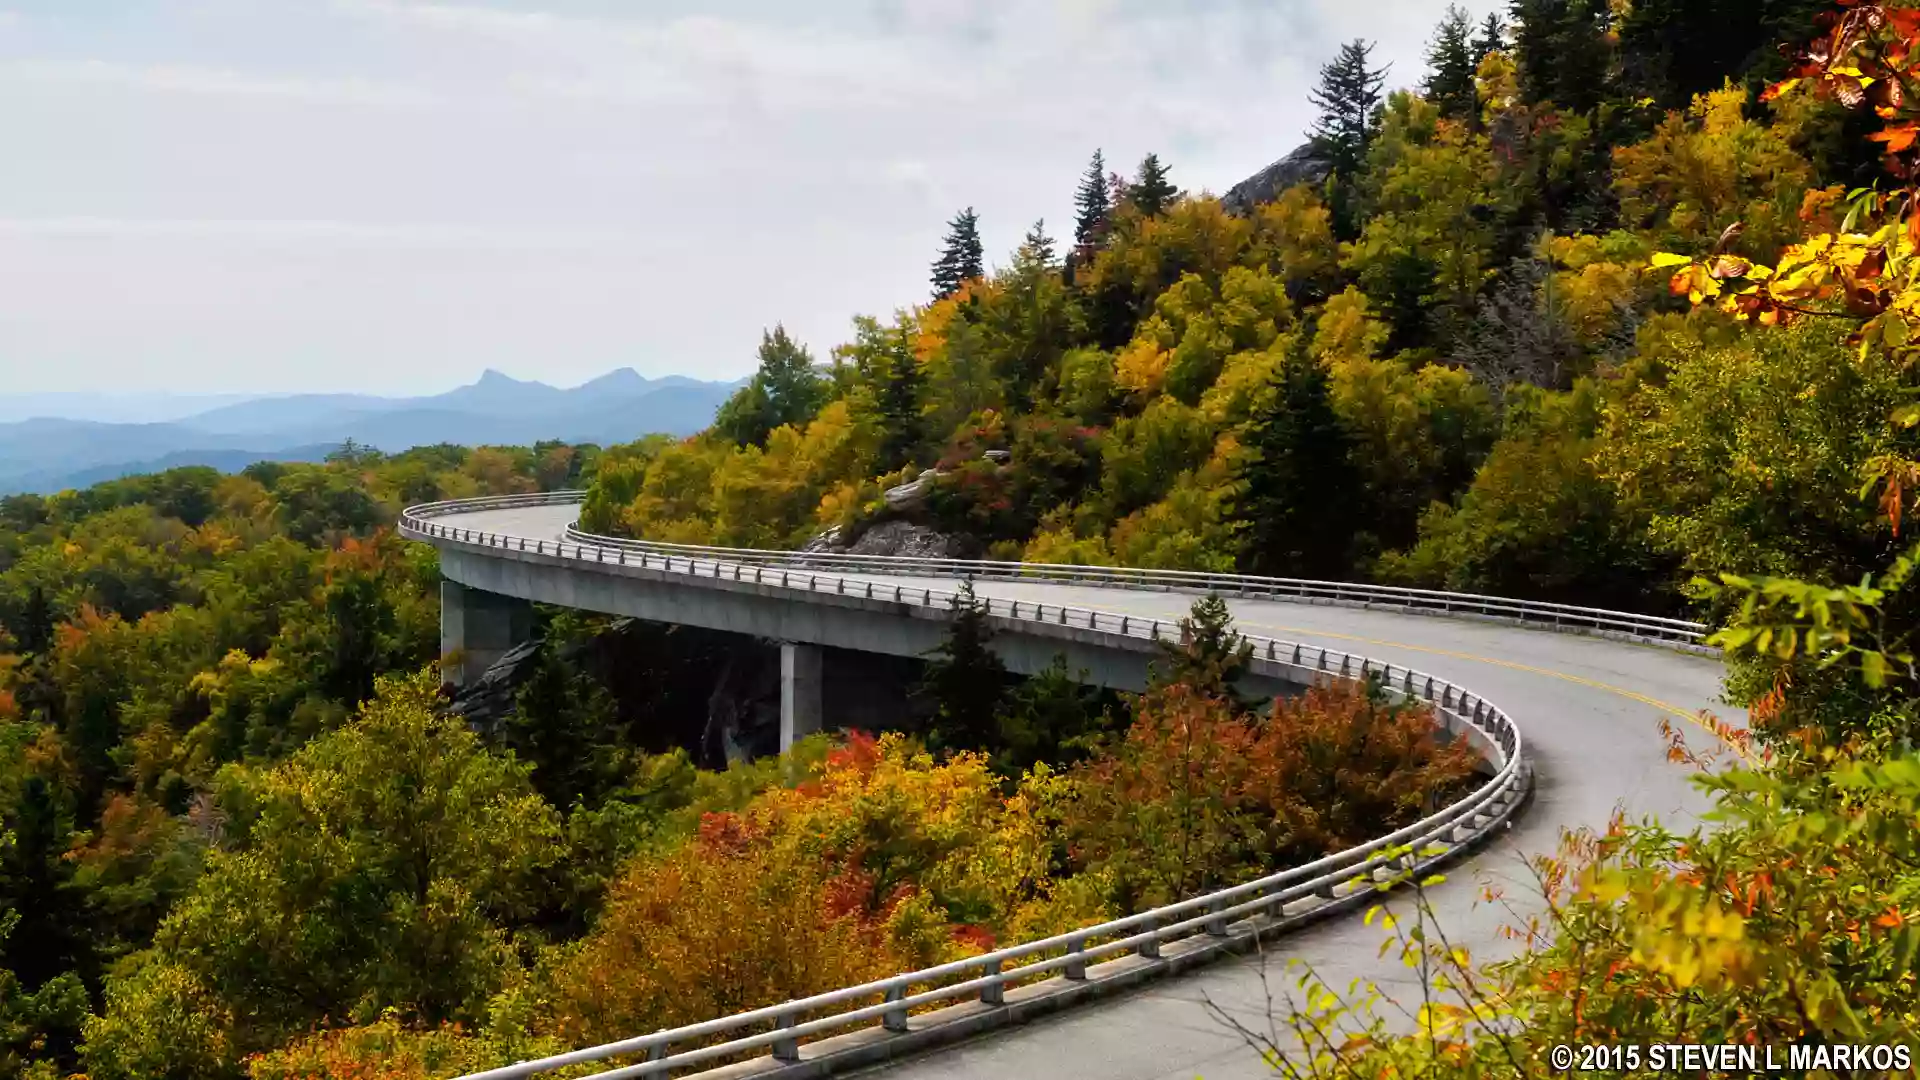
801 519 961 559
882 467 945 511
842 520 960 559
701 645 781 764
444 638 545 732
800 526 845 554
1221 143 1332 217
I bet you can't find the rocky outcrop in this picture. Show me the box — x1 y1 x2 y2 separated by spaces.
444 638 545 733
845 520 962 559
804 520 961 559
1221 143 1332 217
883 468 945 512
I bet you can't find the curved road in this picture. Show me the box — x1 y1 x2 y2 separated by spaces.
429 503 1731 1080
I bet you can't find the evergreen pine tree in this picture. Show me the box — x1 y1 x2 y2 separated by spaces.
1129 153 1179 217
919 583 1013 756
1424 5 1480 121
1072 149 1111 253
15 585 52 656
930 207 985 301
1236 335 1361 582
505 641 626 811
1018 218 1056 270
1473 12 1506 64
1152 594 1254 707
877 326 924 473
1308 39 1390 239
1509 0 1610 114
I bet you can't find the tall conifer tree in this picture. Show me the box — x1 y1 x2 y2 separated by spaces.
1425 6 1480 121
1308 39 1389 239
877 326 924 472
1236 336 1360 580
1129 153 1179 217
1509 0 1610 114
1072 149 1111 252
930 207 985 301
1473 12 1506 64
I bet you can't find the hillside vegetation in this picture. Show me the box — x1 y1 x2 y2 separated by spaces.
7 1 1920 1077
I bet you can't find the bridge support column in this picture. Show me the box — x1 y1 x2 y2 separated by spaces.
441 581 533 689
780 642 824 752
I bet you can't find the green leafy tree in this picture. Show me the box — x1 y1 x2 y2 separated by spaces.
0 905 88 1077
81 672 562 1072
1425 5 1481 122
931 207 985 301
270 469 384 546
712 326 829 449
1236 337 1360 580
1128 154 1179 217
997 656 1113 775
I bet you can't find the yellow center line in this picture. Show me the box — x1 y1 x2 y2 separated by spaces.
1226 618 1748 758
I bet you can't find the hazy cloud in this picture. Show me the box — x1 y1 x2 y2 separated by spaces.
0 0 1461 395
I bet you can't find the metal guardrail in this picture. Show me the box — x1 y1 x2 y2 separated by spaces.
399 492 1533 1080
403 488 1711 650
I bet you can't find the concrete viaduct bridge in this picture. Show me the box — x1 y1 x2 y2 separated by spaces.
401 492 1729 1080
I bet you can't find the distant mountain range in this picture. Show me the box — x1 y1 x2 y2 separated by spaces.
0 369 742 495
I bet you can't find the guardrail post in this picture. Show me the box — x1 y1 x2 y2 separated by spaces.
648 1040 669 1063
1119 615 1127 634
772 1012 799 1063
1065 939 1087 980
883 986 909 1032
981 958 1005 1005
1138 916 1161 959
1205 900 1229 937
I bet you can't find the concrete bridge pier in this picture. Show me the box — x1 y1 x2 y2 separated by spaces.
780 641 824 751
441 581 534 689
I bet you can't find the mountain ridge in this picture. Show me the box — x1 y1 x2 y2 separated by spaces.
0 367 742 495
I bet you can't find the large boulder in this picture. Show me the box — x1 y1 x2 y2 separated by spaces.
1220 143 1332 217
882 468 945 512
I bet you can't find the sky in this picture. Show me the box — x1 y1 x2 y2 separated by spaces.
0 0 1461 396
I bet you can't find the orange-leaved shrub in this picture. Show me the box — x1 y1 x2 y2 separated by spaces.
538 731 1109 1050
1067 680 1480 912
